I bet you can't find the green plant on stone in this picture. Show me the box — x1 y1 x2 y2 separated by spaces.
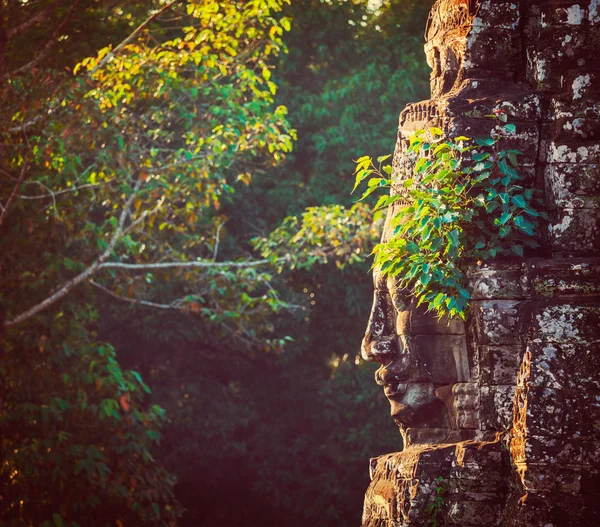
353 118 546 320
424 476 448 527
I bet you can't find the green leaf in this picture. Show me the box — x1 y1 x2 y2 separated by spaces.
53 514 65 527
280 17 291 32
511 244 524 256
414 157 429 174
433 293 445 308
63 257 75 271
458 286 471 299
352 169 373 193
504 123 516 134
407 241 419 254
448 229 460 247
420 273 432 286
358 185 381 201
514 215 535 235
475 137 495 147
472 152 490 162
511 195 527 208
377 154 391 163
430 127 443 136
498 212 512 225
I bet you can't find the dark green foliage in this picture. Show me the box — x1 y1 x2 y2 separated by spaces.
1 1 433 526
1 311 181 526
98 308 400 527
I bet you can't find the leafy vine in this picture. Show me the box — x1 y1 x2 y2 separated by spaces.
354 116 546 319
424 476 448 527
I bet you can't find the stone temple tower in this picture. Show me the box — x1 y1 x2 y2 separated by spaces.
360 1 600 525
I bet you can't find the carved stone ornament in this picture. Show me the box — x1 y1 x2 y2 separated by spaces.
361 1 600 525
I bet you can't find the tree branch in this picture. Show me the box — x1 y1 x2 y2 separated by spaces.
0 158 28 228
7 1 61 39
98 256 286 272
92 1 179 73
89 280 185 311
17 182 107 200
8 114 46 133
212 222 225 261
2 0 82 81
5 181 141 327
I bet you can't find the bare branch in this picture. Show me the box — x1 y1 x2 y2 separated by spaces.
7 1 61 39
89 280 185 311
0 158 28 228
123 195 165 234
3 0 82 80
212 222 225 261
259 276 305 311
5 181 141 327
18 182 107 200
8 114 46 133
98 256 286 272
92 1 179 73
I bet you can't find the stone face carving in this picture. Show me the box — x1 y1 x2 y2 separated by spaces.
361 270 476 447
361 1 600 525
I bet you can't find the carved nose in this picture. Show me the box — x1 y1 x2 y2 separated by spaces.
361 335 396 363
362 288 397 363
374 353 413 386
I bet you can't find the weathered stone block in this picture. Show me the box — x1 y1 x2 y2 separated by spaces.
564 71 600 103
544 163 600 209
469 264 528 300
549 207 600 254
525 435 583 464
539 1 589 27
524 387 583 437
542 140 600 164
414 335 470 383
550 97 600 120
409 305 465 335
531 257 600 296
479 385 516 431
473 1 520 30
528 340 600 391
444 500 504 525
532 301 600 343
479 345 523 385
472 300 523 345
546 116 600 142
520 462 582 494
581 440 600 465
580 390 600 439
454 382 479 428
464 28 522 73
505 493 600 527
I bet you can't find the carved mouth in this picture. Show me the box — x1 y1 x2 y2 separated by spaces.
384 383 409 398
392 406 415 426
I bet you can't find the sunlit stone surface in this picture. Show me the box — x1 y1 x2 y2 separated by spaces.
361 1 600 525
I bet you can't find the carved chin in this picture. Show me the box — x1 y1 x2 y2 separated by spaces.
387 384 447 429
390 401 416 426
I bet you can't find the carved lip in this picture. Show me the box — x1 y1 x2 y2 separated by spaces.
392 407 415 426
383 382 410 398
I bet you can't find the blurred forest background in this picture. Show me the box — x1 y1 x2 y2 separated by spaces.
0 1 432 526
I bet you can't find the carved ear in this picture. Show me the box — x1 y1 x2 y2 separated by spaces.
435 384 458 429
